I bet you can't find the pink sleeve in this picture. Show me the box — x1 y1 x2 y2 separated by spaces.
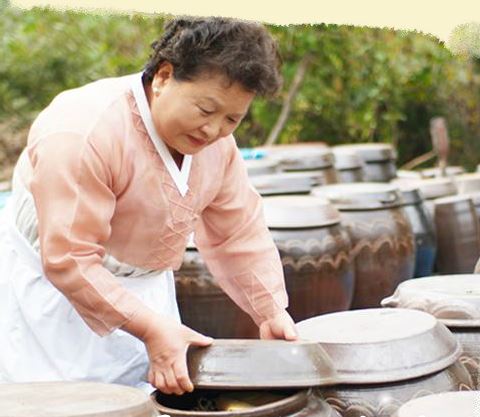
194 138 288 326
28 132 144 336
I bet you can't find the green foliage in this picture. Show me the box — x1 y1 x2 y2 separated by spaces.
1 5 479 169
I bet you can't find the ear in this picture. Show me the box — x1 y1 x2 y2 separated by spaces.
153 61 174 88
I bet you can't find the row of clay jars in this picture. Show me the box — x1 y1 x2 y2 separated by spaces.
249 142 398 184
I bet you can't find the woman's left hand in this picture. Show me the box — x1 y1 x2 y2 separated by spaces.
259 310 298 341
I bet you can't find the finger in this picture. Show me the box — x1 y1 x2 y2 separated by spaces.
154 371 171 395
284 324 299 341
185 328 214 347
173 359 194 393
164 366 184 395
147 368 155 386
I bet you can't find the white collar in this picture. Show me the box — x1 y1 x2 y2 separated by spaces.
131 72 192 197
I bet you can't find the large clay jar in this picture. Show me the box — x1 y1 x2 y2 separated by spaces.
398 187 436 277
0 381 156 417
262 196 355 321
332 147 365 183
394 391 480 417
312 183 415 309
259 143 339 185
250 172 313 197
382 274 480 389
151 340 341 417
333 143 397 182
297 309 474 417
175 240 258 339
433 195 480 274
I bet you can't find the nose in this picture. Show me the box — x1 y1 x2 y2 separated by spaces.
199 118 225 141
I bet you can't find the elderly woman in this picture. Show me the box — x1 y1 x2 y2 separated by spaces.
0 17 297 394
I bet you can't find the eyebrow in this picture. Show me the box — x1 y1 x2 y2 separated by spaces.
201 97 247 118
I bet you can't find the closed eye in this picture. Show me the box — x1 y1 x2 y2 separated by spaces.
198 106 213 116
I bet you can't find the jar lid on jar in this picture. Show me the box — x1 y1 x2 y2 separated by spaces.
262 196 341 228
394 391 479 417
421 165 465 178
411 177 457 200
311 182 404 210
260 144 335 170
296 308 461 384
250 173 312 196
454 172 480 194
332 147 364 170
187 339 338 389
382 274 480 327
333 143 397 162
244 158 280 176
0 382 156 417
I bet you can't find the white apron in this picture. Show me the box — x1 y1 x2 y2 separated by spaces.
0 198 181 393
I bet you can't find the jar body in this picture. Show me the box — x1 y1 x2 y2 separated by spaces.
316 361 473 417
175 249 258 338
270 224 354 322
340 207 415 309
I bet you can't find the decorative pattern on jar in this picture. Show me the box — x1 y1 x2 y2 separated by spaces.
262 196 355 321
297 309 474 417
312 183 415 309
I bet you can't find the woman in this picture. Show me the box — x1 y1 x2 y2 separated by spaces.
0 16 297 395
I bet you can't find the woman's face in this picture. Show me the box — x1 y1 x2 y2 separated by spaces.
148 63 255 155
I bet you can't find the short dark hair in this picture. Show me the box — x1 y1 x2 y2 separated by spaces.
143 17 283 97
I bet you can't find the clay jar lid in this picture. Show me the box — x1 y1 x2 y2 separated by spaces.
262 196 341 229
333 143 397 162
296 308 461 384
244 159 280 177
187 339 338 389
394 391 480 417
332 148 364 170
421 166 465 178
251 173 312 196
261 144 335 171
410 177 457 200
382 275 480 327
0 382 155 417
311 182 404 210
454 172 480 194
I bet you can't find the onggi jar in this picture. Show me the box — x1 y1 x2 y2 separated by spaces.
312 183 415 308
262 195 355 321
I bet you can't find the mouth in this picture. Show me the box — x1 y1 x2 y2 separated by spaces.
187 135 208 147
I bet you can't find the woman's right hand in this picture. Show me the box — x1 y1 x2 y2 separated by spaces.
142 316 213 395
121 307 213 395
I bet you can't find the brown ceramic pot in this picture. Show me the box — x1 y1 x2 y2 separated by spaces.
333 144 397 182
312 183 415 309
263 196 355 321
259 144 339 185
433 195 480 274
298 309 474 417
175 246 258 339
151 389 341 417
